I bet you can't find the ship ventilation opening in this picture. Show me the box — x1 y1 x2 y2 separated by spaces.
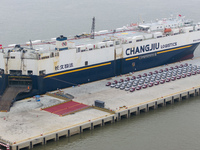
8 76 32 88
0 69 4 74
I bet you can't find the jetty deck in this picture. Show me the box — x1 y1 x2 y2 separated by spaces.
1 57 200 150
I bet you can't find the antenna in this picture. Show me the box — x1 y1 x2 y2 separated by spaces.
90 17 95 39
30 40 33 49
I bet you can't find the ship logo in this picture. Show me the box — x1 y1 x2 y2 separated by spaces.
62 42 67 46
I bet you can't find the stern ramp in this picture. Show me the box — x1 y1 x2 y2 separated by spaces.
0 86 29 111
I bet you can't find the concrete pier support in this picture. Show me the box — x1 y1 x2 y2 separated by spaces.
91 123 94 130
195 89 198 96
112 116 115 123
80 126 83 133
163 99 166 106
127 110 131 118
197 88 200 96
171 96 174 104
117 113 121 121
146 104 149 112
102 119 104 126
179 95 182 101
136 107 140 115
68 130 70 137
154 101 157 109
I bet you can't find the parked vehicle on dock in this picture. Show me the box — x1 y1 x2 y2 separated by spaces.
106 82 111 86
130 87 135 92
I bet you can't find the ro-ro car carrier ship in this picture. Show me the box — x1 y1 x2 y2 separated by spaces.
0 15 200 101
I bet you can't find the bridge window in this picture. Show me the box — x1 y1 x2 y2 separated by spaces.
50 52 54 58
41 56 49 59
55 52 59 57
77 47 81 53
136 39 142 42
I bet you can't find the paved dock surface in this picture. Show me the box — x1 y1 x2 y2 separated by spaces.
65 57 200 110
1 57 200 149
0 95 110 142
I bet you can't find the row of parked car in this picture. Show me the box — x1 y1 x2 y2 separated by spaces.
106 63 200 92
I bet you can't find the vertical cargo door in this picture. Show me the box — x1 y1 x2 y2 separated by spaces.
114 48 123 76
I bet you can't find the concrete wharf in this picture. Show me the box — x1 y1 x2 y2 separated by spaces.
1 57 200 150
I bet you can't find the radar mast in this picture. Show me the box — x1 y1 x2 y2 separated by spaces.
90 17 95 39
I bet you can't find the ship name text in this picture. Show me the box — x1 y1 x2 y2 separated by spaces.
126 43 160 56
126 42 177 56
160 42 177 49
55 63 73 71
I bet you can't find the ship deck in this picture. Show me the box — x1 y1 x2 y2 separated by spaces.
3 28 148 50
69 29 147 46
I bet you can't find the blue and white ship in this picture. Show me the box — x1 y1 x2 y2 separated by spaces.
0 15 200 100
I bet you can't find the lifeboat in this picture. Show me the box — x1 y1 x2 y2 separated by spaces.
164 28 172 33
